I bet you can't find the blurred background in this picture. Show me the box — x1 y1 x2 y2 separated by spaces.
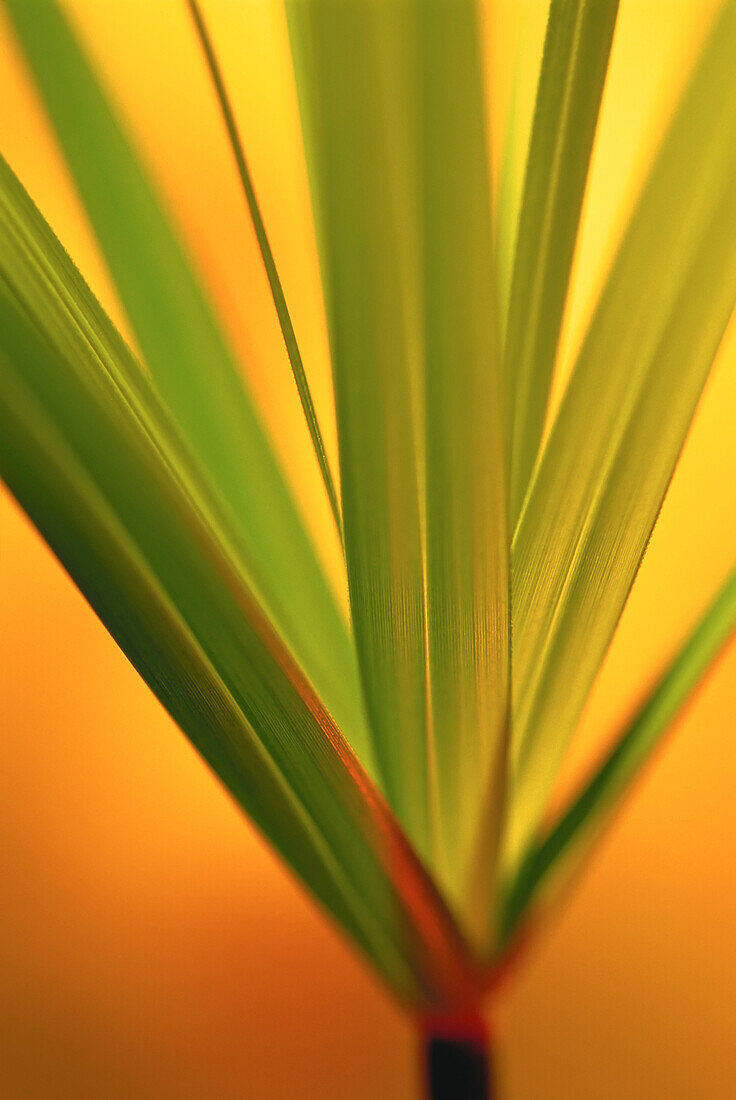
1 1 735 1095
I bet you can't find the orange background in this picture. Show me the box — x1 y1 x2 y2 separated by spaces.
1 2 735 1096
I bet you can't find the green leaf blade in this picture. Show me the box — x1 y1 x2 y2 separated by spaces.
185 0 344 549
504 0 619 524
286 1 431 859
418 1 509 938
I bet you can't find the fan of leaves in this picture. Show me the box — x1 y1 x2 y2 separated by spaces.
1 0 734 1010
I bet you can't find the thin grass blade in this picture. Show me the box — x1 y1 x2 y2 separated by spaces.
503 568 736 940
3 0 374 773
185 0 344 547
504 0 619 524
507 3 736 869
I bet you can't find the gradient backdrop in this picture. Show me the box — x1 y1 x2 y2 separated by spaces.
1 1 735 1096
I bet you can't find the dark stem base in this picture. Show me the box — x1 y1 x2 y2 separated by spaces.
422 1011 493 1100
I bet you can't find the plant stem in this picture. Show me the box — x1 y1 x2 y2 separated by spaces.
422 1010 493 1099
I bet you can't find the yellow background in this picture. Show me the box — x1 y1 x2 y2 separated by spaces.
1 1 735 1095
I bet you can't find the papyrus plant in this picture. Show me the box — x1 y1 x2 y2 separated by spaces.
1 0 735 1095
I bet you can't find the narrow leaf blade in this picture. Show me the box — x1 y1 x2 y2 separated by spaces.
505 0 619 524
185 0 344 547
419 0 509 938
286 1 431 858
